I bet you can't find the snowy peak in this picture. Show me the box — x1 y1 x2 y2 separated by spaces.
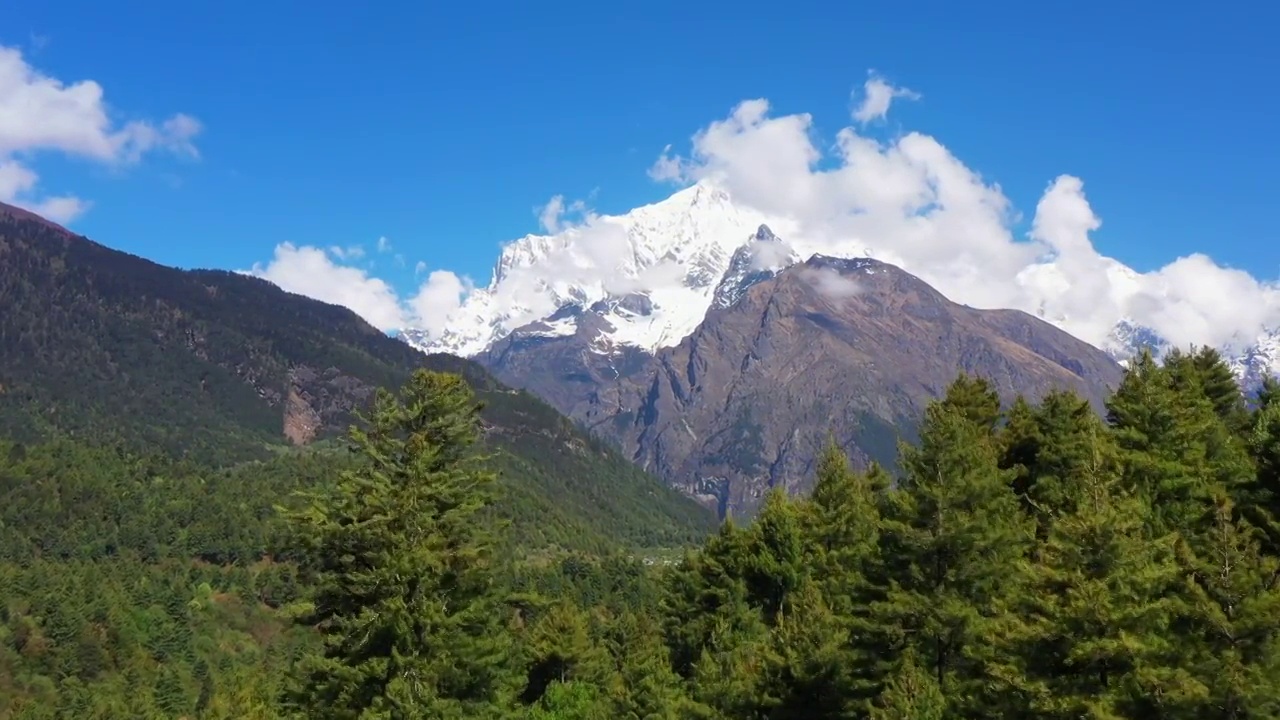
1099 319 1280 392
711 224 800 310
401 180 775 357
1228 328 1280 393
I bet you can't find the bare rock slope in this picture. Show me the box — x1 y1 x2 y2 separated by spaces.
488 254 1125 518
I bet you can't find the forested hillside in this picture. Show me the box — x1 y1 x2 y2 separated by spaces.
0 204 714 554
5 344 1280 717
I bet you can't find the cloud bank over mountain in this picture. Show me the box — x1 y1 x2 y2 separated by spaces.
251 73 1279 356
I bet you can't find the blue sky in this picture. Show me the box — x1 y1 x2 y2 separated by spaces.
3 0 1278 317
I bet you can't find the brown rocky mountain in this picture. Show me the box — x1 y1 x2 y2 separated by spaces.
481 252 1125 517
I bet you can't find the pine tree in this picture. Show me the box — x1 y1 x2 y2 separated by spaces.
991 424 1197 718
1106 350 1253 540
662 521 755 679
871 383 1034 715
519 601 608 707
1179 494 1280 718
1248 401 1280 548
1256 377 1280 413
739 489 810 623
1000 390 1104 538
807 439 880 608
1000 395 1042 501
936 372 1002 434
601 611 692 720
869 649 946 720
688 597 778 719
760 580 858 719
281 370 515 719
806 439 884 710
1164 346 1252 437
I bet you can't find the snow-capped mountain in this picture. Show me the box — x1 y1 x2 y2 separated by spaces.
710 224 799 311
402 181 780 357
399 180 1280 391
1099 319 1280 393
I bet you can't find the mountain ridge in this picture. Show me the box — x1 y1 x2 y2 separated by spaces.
0 207 715 549
399 183 1278 391
484 250 1125 517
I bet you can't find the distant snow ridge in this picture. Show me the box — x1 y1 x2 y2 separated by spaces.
1098 319 1280 392
401 181 781 357
397 181 1280 392
1228 328 1280 393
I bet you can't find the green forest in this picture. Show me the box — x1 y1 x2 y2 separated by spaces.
5 345 1280 718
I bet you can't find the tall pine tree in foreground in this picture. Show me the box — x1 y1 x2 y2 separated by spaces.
281 370 514 719
872 377 1033 716
992 425 1194 718
1179 494 1280 718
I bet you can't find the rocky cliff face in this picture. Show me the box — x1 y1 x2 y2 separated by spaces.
486 254 1124 518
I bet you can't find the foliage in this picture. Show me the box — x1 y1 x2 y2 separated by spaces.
4 338 1280 718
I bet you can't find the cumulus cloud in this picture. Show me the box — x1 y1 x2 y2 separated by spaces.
646 83 1280 352
249 72 1279 356
853 72 920 124
248 244 408 330
245 244 476 334
408 270 474 336
0 44 202 222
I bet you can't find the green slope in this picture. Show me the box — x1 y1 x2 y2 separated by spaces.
0 204 714 552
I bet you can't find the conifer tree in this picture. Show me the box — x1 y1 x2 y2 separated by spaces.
520 601 608 707
1002 390 1111 546
871 383 1034 715
1164 346 1252 437
937 372 1002 434
1179 494 1280 718
806 439 885 709
1000 395 1042 499
807 439 880 604
759 580 859 719
991 424 1196 718
1256 376 1280 413
601 611 692 720
662 521 755 679
688 598 777 719
281 370 514 719
1248 401 1280 546
869 650 946 720
1106 350 1252 540
740 489 810 622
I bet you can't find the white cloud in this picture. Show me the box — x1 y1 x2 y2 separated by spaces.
246 243 476 334
536 194 589 233
0 44 200 222
648 144 685 183
644 84 1280 352
376 236 392 253
248 244 408 330
248 72 1279 357
747 236 798 272
328 244 365 260
408 270 473 337
415 260 428 275
852 72 920 124
800 266 864 300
